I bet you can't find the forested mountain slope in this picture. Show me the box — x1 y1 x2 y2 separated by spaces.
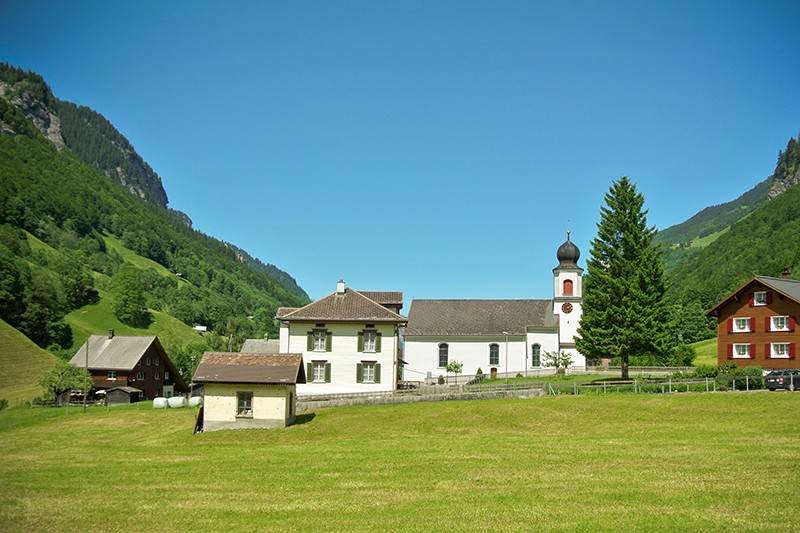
665 135 800 311
0 63 309 366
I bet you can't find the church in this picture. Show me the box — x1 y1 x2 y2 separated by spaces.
402 233 586 382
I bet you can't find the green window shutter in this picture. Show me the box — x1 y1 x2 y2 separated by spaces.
325 331 332 352
375 332 382 353
324 363 331 383
306 362 313 380
374 363 381 384
357 331 364 352
307 331 313 351
356 363 363 383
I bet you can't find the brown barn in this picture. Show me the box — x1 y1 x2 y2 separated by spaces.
69 331 188 400
706 271 800 369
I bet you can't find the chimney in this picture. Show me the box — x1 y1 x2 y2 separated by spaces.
337 279 346 294
782 268 791 280
108 329 115 339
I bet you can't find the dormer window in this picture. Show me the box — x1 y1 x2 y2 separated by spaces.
753 291 767 306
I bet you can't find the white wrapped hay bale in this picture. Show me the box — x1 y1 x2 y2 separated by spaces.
168 396 188 408
188 396 203 408
153 397 169 409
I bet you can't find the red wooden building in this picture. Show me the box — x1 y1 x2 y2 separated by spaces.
706 271 800 369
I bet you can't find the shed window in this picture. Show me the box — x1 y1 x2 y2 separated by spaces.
237 391 253 417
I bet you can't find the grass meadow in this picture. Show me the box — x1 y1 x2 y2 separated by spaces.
1 392 798 532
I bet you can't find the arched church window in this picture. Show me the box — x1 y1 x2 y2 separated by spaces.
563 279 573 296
489 344 499 365
438 343 449 368
531 344 541 367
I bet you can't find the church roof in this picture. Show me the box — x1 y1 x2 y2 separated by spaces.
277 288 407 324
405 299 558 336
555 231 581 268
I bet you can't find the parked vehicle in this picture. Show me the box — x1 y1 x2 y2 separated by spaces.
765 370 800 391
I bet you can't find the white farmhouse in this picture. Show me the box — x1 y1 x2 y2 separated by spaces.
403 233 586 382
277 280 407 395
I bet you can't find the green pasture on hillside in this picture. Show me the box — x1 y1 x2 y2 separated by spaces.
0 319 57 403
691 337 718 366
0 393 797 532
65 295 202 352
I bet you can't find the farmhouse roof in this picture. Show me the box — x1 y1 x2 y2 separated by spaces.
240 338 280 354
192 353 306 385
277 288 406 324
405 299 558 336
69 334 188 390
706 275 800 316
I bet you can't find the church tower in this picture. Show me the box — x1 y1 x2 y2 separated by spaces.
553 231 585 362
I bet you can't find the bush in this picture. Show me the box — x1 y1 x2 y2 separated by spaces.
476 368 483 376
437 375 445 385
692 364 719 378
0 398 7 411
724 366 764 389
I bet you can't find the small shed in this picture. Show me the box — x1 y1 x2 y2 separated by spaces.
105 386 142 406
192 353 305 432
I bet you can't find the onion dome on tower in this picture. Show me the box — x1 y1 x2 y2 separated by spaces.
556 230 580 267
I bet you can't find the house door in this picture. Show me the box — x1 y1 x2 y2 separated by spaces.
490 367 498 379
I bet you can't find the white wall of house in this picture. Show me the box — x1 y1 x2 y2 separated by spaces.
280 322 398 395
202 383 295 431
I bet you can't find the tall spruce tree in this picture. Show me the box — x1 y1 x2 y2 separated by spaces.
576 176 671 379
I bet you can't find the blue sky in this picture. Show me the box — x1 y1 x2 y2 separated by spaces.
3 1 800 303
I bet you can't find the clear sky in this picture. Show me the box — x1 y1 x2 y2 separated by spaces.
3 1 800 303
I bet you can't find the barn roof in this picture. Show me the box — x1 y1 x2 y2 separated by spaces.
240 338 280 354
192 353 306 385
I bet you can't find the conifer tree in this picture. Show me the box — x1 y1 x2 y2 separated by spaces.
576 176 672 379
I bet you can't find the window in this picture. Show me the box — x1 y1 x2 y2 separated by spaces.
237 391 253 417
164 371 169 380
489 344 500 365
147 357 152 366
358 328 381 353
314 330 326 351
362 363 375 383
563 279 573 296
107 370 116 380
768 343 793 359
154 371 160 380
733 318 752 333
155 357 160 366
753 291 767 306
308 329 331 352
313 362 326 382
154 389 160 397
137 372 145 381
731 344 752 359
438 344 449 368
357 362 381 384
770 316 790 331
308 361 330 383
531 344 541 367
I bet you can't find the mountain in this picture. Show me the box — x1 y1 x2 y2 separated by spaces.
0 63 309 370
662 134 800 312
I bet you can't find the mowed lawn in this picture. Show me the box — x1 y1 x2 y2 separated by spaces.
1 393 798 532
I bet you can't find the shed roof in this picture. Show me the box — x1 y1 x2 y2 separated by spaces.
405 299 558 336
192 353 306 385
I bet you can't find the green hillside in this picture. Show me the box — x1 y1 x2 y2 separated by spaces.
0 318 57 403
0 63 310 364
